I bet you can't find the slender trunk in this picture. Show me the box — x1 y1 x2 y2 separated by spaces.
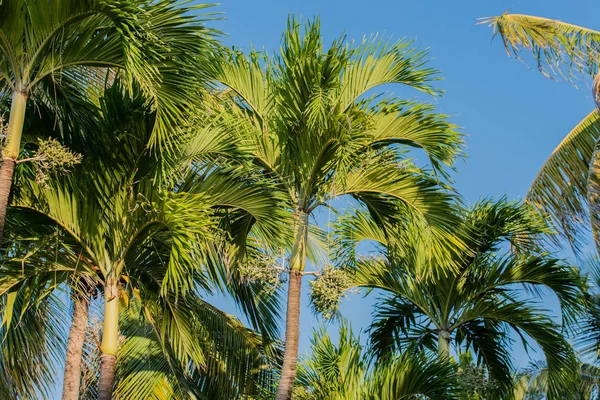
438 330 451 359
98 279 119 400
276 211 309 400
276 270 303 400
62 279 94 400
0 90 27 240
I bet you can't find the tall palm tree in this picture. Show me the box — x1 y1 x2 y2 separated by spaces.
293 323 457 400
213 17 465 398
335 199 585 399
481 14 600 253
0 0 216 239
1 81 286 399
0 90 101 399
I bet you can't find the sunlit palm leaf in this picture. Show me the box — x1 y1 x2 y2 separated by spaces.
295 323 456 399
526 110 600 253
481 13 600 82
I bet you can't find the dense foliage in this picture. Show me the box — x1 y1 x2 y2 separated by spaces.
0 2 598 400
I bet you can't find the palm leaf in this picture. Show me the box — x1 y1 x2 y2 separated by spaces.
526 110 600 253
295 323 456 400
481 13 600 82
0 291 67 399
338 35 441 109
116 295 279 400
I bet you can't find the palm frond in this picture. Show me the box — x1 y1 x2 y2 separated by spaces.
338 35 441 109
0 290 67 399
367 100 464 175
211 50 272 123
458 301 578 399
526 110 600 253
116 294 279 400
295 323 456 400
482 13 600 82
331 208 388 269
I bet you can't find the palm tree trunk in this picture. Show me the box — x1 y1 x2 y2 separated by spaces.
98 279 119 400
276 211 309 400
276 269 303 400
62 278 94 400
438 330 451 358
0 90 27 240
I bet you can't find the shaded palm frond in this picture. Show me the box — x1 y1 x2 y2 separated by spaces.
0 290 67 399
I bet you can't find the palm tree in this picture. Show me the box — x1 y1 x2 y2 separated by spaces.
0 0 216 239
335 199 585 399
83 291 281 399
512 360 600 400
213 17 465 398
0 247 282 399
481 14 600 253
1 81 286 399
293 322 457 399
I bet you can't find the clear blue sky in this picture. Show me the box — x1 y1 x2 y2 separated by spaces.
205 0 600 370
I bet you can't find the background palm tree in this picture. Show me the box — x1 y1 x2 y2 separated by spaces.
0 81 286 399
0 0 216 239
334 199 585 399
213 17 465 398
512 360 600 399
293 322 457 400
481 14 600 254
0 231 101 399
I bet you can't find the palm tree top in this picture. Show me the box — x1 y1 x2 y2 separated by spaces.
213 17 465 258
480 12 600 255
0 0 219 150
333 199 585 398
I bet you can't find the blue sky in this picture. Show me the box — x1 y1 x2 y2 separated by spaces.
204 0 600 370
